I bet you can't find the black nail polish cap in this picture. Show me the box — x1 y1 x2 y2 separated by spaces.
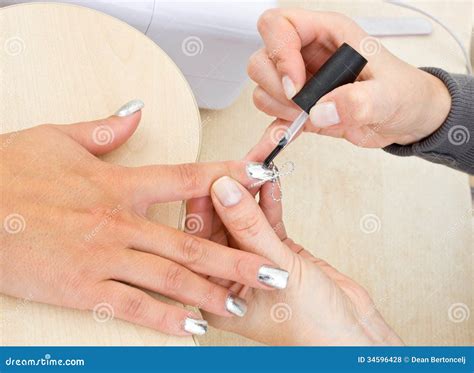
292 43 367 113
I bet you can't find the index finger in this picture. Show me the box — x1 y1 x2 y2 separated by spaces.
257 8 306 94
257 9 368 92
129 218 287 291
122 160 256 208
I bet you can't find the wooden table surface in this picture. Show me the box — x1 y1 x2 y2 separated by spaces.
198 0 473 346
0 2 200 346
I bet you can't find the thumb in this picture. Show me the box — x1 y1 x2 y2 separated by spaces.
56 99 144 155
308 81 384 132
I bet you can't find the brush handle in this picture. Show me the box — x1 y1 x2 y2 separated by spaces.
292 43 367 114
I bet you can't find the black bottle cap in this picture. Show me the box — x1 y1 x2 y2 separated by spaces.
292 43 367 113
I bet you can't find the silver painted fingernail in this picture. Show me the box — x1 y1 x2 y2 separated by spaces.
114 99 144 117
225 294 247 317
258 265 289 289
183 318 208 335
246 162 275 181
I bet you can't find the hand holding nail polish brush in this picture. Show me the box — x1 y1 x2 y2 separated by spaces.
263 43 367 168
249 9 454 161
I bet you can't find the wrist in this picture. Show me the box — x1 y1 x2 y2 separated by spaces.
396 69 451 145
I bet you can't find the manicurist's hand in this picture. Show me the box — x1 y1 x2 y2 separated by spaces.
0 101 288 337
247 8 452 157
191 177 403 345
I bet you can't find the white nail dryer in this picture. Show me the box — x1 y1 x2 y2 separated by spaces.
1 1 433 108
1 0 275 109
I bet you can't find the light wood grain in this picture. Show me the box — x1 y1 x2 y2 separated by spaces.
0 3 201 345
198 0 473 346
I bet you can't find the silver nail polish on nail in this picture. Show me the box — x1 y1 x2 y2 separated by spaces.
114 99 144 117
246 162 275 181
183 318 208 335
258 265 289 289
225 294 247 317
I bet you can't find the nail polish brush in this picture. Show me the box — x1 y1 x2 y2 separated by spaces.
262 43 368 168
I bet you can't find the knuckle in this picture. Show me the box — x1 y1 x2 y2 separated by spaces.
164 264 185 292
229 210 262 239
248 50 270 82
180 236 205 265
84 205 130 240
232 256 247 282
122 293 146 320
345 87 372 124
247 52 260 80
253 88 267 110
257 9 280 34
176 163 199 193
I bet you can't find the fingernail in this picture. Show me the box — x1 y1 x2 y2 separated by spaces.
114 99 144 117
212 176 242 207
309 101 340 128
183 317 208 335
246 162 274 181
282 76 296 99
258 265 289 289
225 293 247 317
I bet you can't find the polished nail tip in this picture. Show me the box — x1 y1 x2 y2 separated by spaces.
309 101 340 128
258 265 289 289
183 318 208 335
282 75 296 99
246 162 275 181
225 294 248 317
114 99 145 117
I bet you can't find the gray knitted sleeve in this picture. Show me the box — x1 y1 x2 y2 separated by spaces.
384 68 473 174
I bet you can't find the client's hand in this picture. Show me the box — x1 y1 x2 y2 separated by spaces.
189 177 403 345
0 101 287 337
